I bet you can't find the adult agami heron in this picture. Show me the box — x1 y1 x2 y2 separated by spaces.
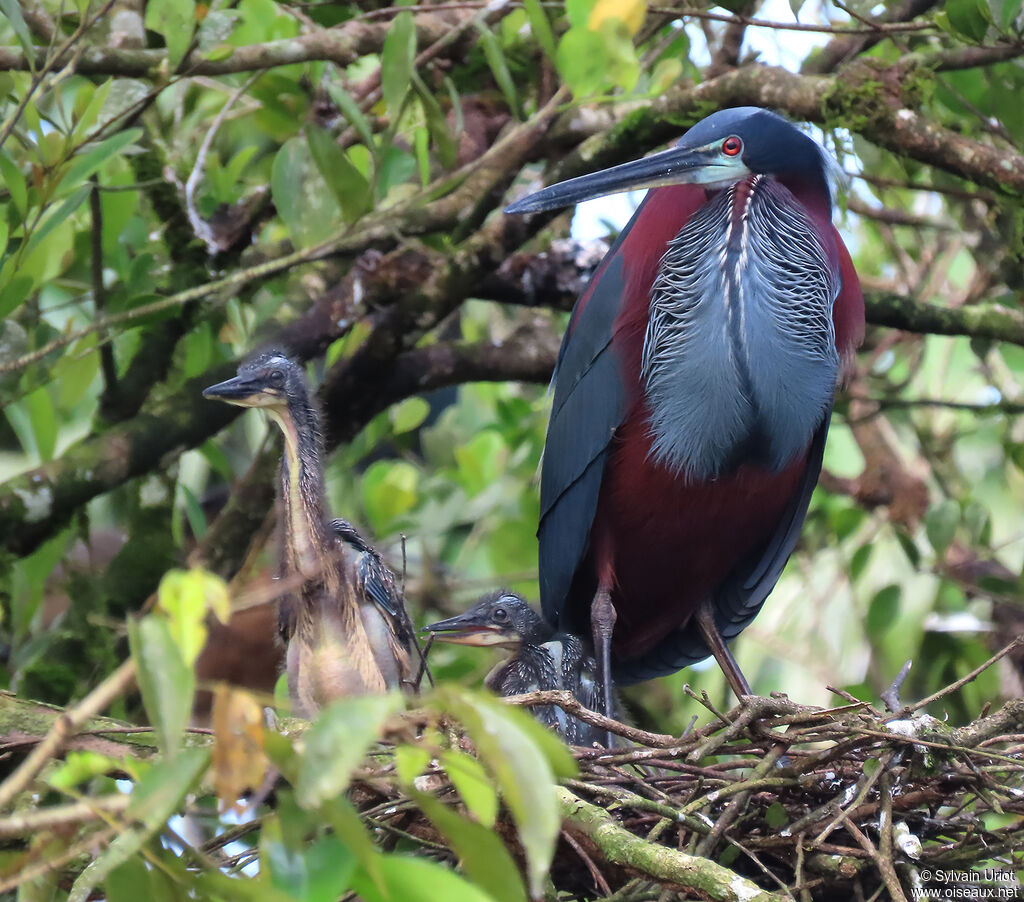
203 353 419 715
506 107 865 714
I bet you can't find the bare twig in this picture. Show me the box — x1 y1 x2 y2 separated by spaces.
910 636 1024 712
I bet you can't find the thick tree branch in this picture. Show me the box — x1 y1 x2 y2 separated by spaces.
0 14 473 77
529 62 1024 202
557 787 784 902
866 291 1024 345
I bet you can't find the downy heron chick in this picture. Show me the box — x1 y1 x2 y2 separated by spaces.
203 352 418 715
331 518 431 689
425 591 606 746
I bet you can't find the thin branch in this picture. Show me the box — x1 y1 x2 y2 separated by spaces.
0 14 471 78
184 72 264 254
910 636 1024 713
0 795 130 839
802 0 938 74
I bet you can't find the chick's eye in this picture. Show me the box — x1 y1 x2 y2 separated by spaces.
493 608 508 621
269 370 284 385
722 136 742 156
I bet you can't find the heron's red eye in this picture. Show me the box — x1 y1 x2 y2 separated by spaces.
722 136 742 156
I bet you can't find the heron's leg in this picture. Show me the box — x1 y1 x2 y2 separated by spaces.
694 601 752 700
590 585 617 747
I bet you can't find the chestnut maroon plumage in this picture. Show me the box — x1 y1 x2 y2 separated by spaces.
506 107 864 721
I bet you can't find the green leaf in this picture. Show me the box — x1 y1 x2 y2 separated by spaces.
0 274 33 318
455 430 506 497
566 0 597 28
1001 0 1023 30
523 0 557 60
57 128 144 195
381 11 416 117
106 857 152 902
962 499 990 546
648 57 683 94
144 0 197 68
765 801 788 828
306 125 372 223
362 460 420 533
556 26 609 96
351 855 496 902
476 24 520 118
849 543 873 583
325 82 376 150
49 751 140 792
440 749 498 827
70 749 209 902
53 335 100 408
866 585 901 638
296 693 403 808
411 71 457 169
22 185 91 260
925 499 960 557
264 826 357 902
391 397 430 435
376 145 416 198
395 744 431 784
895 530 921 568
128 615 196 759
0 150 27 217
945 0 992 41
322 798 380 868
156 568 231 667
440 688 570 898
414 123 430 186
71 80 113 143
0 0 36 63
9 530 69 643
23 385 57 462
271 136 342 246
594 19 640 92
414 792 528 902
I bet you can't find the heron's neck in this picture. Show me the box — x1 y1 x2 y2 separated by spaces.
269 397 332 583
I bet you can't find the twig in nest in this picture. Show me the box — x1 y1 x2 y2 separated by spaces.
562 828 612 896
842 817 909 902
502 689 681 748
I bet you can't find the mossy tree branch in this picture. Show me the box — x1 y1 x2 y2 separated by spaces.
557 787 785 902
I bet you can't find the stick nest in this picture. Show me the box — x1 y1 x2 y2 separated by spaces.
349 688 1024 901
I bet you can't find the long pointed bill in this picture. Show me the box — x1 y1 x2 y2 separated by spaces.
203 375 278 408
422 615 518 647
505 144 744 214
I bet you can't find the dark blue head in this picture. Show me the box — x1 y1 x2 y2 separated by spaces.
505 107 839 213
423 591 554 648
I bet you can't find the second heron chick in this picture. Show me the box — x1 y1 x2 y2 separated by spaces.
425 591 606 746
203 352 419 716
